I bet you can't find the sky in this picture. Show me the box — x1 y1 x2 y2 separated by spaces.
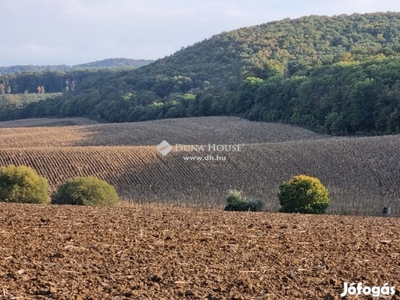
1 0 399 66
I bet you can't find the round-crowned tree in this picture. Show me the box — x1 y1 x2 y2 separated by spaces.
51 176 119 206
0 164 49 204
278 175 329 214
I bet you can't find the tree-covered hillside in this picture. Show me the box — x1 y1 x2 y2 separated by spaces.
0 69 118 94
73 58 153 70
3 12 400 135
0 58 154 98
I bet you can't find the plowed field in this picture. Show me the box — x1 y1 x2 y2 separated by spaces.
0 117 323 147
0 203 399 299
0 118 98 128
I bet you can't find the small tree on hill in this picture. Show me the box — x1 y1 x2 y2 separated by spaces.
51 176 119 207
0 164 49 204
278 175 329 214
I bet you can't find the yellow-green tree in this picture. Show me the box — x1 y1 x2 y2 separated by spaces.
278 175 329 214
51 176 119 207
0 165 49 204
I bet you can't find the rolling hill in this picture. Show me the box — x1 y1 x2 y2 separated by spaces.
0 117 398 216
3 10 400 296
0 117 323 147
0 58 154 75
0 117 98 128
4 12 400 135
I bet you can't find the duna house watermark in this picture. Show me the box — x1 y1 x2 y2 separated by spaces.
156 140 173 157
340 282 395 297
156 140 244 157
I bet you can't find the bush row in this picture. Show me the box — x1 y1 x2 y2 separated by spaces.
224 175 330 214
0 165 119 206
0 164 331 213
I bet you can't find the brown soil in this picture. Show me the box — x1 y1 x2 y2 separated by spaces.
0 203 399 299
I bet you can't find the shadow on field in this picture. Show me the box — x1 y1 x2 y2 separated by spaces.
111 135 400 216
71 116 326 147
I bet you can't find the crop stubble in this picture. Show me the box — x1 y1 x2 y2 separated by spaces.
0 134 399 214
0 117 323 148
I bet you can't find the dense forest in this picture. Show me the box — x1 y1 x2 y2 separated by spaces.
2 12 400 135
0 69 119 94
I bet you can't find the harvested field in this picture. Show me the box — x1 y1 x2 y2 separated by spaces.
0 146 157 191
0 117 324 147
0 118 98 128
0 202 399 299
0 115 399 299
0 135 399 215
0 116 399 215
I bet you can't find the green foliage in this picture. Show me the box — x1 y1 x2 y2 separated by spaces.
0 93 61 111
0 59 153 75
237 58 400 135
72 58 153 70
0 165 49 204
51 176 119 207
224 190 264 212
3 12 400 136
278 175 329 214
246 198 265 212
224 189 247 211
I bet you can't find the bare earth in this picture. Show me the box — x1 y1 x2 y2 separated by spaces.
0 116 399 299
0 203 399 300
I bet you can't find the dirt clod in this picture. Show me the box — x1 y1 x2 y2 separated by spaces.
0 202 399 299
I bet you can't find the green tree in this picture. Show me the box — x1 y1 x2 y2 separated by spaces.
324 112 347 135
0 165 49 204
278 175 329 214
51 176 119 206
239 77 264 112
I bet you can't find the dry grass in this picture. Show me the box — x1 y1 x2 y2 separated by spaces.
0 116 324 147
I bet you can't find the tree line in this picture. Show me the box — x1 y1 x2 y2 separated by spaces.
0 58 153 75
1 12 400 135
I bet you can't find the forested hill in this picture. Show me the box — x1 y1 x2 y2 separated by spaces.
3 12 400 135
72 58 154 70
0 58 154 75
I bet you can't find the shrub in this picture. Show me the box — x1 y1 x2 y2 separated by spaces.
278 175 329 214
0 164 49 204
51 176 119 206
246 198 265 212
224 189 247 211
224 190 264 212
